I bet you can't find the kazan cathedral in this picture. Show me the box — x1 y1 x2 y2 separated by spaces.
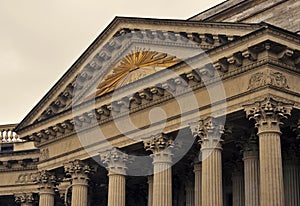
0 0 299 205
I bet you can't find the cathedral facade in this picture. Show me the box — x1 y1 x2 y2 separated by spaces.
0 0 299 205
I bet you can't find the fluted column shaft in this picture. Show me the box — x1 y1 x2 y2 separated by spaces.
244 98 292 206
22 203 33 206
71 176 89 206
284 159 300 206
148 176 153 206
243 150 259 206
194 163 202 206
64 160 91 206
39 189 55 206
107 172 126 206
259 131 284 206
100 148 130 206
144 134 174 206
202 148 223 206
190 117 224 206
35 171 57 206
232 170 245 206
152 151 172 206
185 181 194 206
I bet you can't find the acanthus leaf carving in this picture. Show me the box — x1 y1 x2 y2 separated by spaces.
248 71 289 90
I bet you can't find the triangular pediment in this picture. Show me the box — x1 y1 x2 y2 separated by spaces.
15 17 262 132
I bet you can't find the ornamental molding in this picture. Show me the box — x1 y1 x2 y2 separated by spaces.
16 22 300 133
248 70 289 90
100 148 132 175
243 97 293 134
15 192 35 204
144 133 174 154
35 170 58 189
64 159 91 178
16 172 38 184
190 117 224 150
20 40 300 147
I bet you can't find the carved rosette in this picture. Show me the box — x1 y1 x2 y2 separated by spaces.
64 160 91 180
35 170 58 191
15 193 35 204
100 148 131 175
244 98 293 135
190 117 224 151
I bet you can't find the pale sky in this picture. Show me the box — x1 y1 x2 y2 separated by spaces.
0 0 225 125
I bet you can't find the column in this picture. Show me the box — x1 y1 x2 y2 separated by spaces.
64 160 91 206
148 176 153 206
232 166 245 206
15 193 34 206
144 133 174 206
190 117 224 206
185 180 194 206
193 162 202 206
100 148 129 206
283 144 300 206
244 98 292 206
243 135 259 206
35 170 57 206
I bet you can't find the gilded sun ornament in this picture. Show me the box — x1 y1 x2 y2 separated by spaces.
92 48 179 98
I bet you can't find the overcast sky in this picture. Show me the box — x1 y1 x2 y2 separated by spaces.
0 0 225 125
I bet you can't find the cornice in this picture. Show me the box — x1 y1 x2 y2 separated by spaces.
16 35 300 140
16 18 262 132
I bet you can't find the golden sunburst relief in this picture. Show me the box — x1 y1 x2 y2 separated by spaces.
89 48 179 99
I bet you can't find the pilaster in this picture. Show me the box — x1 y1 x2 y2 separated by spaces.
244 97 293 206
144 133 174 206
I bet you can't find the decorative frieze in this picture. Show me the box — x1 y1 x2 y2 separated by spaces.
21 39 299 148
248 71 289 90
16 172 37 184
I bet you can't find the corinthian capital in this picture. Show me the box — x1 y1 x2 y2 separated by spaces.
64 160 91 179
190 117 224 150
244 97 293 133
15 193 35 204
143 133 174 154
35 170 58 190
100 148 130 175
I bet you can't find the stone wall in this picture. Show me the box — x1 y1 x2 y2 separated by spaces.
190 0 300 33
